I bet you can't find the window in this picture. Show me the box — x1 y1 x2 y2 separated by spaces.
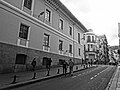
17 23 30 47
69 44 72 54
43 34 50 51
69 26 72 36
59 40 63 51
59 19 63 30
19 23 29 40
78 33 80 43
83 34 85 40
88 44 90 51
91 44 93 48
84 45 86 51
45 9 51 22
92 36 94 42
24 0 32 10
79 48 81 56
43 33 50 47
87 36 91 42
59 59 64 65
15 54 27 64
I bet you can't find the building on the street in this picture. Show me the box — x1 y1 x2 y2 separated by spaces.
96 35 109 64
83 29 110 65
109 46 119 65
83 29 97 64
0 0 88 73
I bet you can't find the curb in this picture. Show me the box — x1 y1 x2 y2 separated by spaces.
0 73 63 90
0 66 96 90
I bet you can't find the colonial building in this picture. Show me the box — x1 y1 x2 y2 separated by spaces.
83 29 97 64
0 0 88 73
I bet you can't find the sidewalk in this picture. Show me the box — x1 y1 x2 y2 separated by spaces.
0 64 90 90
106 66 120 90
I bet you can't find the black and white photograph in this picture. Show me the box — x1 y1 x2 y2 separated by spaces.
0 0 120 90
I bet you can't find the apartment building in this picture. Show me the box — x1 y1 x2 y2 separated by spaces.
0 0 88 73
83 29 97 63
96 35 109 64
109 46 119 64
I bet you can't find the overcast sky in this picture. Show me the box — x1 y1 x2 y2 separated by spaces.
60 0 120 46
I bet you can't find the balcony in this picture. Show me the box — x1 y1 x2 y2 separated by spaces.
43 45 50 52
59 50 63 55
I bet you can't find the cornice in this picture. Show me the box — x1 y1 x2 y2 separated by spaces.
44 0 59 10
45 0 88 33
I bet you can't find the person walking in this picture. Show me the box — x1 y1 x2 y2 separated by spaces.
31 58 36 71
62 60 68 76
46 58 52 76
69 59 74 76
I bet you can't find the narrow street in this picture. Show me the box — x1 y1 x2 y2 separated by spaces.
11 65 116 90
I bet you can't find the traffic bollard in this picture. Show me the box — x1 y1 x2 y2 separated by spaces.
11 75 17 84
46 70 50 76
76 66 78 70
57 69 60 74
32 72 36 79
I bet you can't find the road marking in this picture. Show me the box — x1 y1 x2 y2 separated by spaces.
72 76 77 78
90 68 108 80
90 77 94 80
97 73 100 75
90 73 100 80
94 75 97 77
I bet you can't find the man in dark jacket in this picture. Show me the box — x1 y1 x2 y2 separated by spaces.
69 59 74 76
46 58 52 76
62 60 68 76
31 58 36 71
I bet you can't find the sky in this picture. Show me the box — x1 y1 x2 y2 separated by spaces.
60 0 120 46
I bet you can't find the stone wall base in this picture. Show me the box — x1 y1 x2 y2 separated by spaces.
0 42 82 73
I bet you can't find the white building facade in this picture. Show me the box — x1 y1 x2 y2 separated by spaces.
0 0 88 73
83 30 97 63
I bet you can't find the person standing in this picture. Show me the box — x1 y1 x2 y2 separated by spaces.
69 59 74 76
62 60 68 76
31 58 36 71
46 58 52 76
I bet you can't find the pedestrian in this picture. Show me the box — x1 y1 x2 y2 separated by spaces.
62 60 68 76
69 59 74 76
31 58 36 71
46 58 52 76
